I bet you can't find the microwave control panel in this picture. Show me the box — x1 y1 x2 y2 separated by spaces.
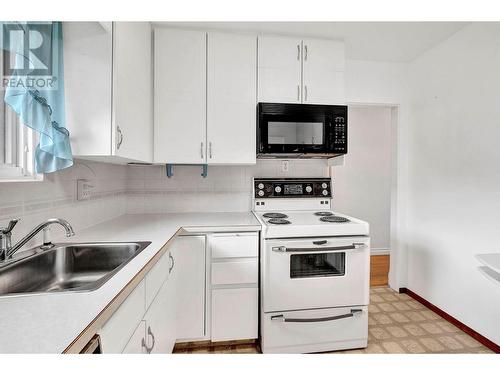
254 178 331 198
330 116 347 153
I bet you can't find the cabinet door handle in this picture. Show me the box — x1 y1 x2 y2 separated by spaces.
200 142 204 159
297 44 300 60
209 142 213 159
141 326 155 354
169 252 175 274
304 45 308 61
116 126 123 150
142 326 155 354
297 85 300 101
304 85 308 101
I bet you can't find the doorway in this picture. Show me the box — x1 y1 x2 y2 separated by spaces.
330 105 397 286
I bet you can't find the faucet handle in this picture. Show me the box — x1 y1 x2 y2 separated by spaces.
1 218 19 234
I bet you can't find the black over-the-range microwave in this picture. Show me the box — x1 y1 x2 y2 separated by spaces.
257 102 348 158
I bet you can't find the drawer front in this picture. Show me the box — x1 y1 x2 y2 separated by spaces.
261 305 368 353
211 259 258 285
211 288 258 341
211 233 258 259
145 250 170 308
100 280 146 353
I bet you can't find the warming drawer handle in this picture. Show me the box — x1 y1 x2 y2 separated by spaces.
271 309 363 323
272 243 366 253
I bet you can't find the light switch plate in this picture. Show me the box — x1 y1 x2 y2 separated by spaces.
77 179 94 201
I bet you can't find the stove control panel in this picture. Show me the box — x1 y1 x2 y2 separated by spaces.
254 178 331 198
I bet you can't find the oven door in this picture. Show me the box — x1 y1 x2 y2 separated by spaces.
263 236 370 313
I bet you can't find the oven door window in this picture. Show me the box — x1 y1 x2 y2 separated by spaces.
290 252 346 279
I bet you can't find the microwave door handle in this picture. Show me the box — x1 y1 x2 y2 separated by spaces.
271 309 363 323
272 243 366 253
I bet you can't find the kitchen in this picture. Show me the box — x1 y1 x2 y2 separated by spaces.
1 1 500 373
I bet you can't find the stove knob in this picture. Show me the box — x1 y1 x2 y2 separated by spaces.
258 190 265 197
275 186 282 193
322 189 329 196
258 183 264 189
305 185 312 193
321 183 328 189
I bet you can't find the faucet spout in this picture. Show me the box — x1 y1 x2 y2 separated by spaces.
1 218 75 261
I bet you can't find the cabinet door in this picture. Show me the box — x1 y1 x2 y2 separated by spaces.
144 252 176 354
154 28 207 164
173 236 206 341
113 22 153 162
258 36 302 103
99 280 146 353
302 38 345 104
64 22 113 156
122 321 147 354
211 288 258 342
207 32 256 165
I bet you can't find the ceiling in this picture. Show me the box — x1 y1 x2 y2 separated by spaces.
154 22 468 62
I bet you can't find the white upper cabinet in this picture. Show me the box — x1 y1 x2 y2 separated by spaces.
258 35 345 105
154 28 257 165
112 22 153 161
302 38 345 104
154 28 207 164
258 36 302 104
64 22 153 163
207 32 257 164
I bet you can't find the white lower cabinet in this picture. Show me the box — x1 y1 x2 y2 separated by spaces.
99 230 259 354
122 321 147 354
209 232 259 342
100 249 176 354
211 288 258 342
174 236 206 341
144 273 177 353
99 280 146 353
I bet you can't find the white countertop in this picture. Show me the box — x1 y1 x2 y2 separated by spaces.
0 213 260 353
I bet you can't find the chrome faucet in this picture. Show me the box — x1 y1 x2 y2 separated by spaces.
0 218 75 262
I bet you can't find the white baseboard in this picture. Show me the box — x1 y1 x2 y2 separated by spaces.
371 248 390 255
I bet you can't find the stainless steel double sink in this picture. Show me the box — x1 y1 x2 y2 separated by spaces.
0 242 151 296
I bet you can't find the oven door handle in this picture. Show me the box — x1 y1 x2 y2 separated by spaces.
272 243 366 253
271 309 363 323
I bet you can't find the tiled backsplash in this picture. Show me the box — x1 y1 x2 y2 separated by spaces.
0 160 128 250
126 159 330 213
0 159 329 250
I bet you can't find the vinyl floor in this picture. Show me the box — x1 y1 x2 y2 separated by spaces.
173 287 493 354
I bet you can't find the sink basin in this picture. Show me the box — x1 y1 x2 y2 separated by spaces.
0 242 151 296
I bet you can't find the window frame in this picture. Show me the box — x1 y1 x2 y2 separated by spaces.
1 48 43 182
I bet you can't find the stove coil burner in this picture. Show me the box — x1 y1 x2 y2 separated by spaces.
314 211 334 217
267 218 292 225
263 213 288 219
320 216 350 223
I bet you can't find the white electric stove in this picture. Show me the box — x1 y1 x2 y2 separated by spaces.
252 178 370 354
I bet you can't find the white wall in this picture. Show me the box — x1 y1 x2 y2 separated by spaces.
407 23 500 344
332 106 392 252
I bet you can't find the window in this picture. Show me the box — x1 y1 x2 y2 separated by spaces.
0 46 40 181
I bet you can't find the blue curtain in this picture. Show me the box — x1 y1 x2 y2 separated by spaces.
2 22 73 173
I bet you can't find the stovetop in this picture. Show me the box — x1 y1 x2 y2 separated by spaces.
253 210 369 239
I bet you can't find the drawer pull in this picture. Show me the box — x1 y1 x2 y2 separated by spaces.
271 309 363 323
